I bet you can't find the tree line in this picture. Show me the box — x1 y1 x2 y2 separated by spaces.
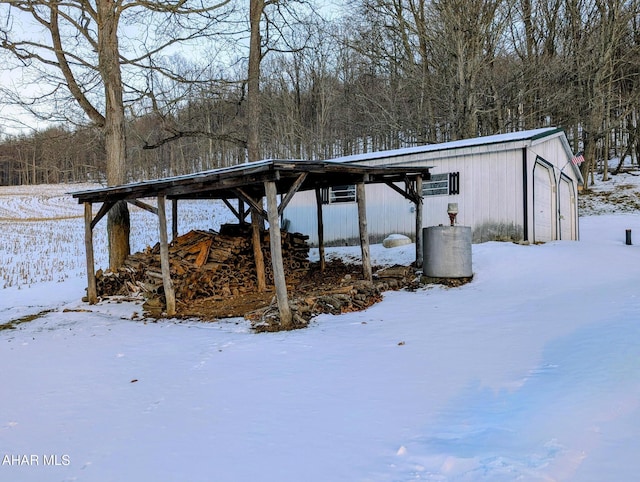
1 0 639 188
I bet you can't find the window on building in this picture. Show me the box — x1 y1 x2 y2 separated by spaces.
321 185 356 204
422 172 460 196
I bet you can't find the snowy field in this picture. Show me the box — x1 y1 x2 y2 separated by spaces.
0 184 238 288
1 174 640 481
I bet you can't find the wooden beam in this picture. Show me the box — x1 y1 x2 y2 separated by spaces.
265 180 292 328
171 199 178 241
278 172 308 216
84 202 97 304
384 180 422 204
314 188 326 272
128 199 158 215
90 200 116 230
233 187 268 219
239 199 249 223
415 175 424 268
157 194 176 316
405 176 420 200
356 182 372 282
240 200 251 222
70 161 432 205
223 198 241 222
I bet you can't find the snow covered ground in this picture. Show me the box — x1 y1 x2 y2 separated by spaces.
1 174 640 481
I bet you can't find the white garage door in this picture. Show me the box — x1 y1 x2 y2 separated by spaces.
533 161 555 242
558 176 576 240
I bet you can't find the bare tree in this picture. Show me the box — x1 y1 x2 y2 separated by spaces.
248 0 265 164
429 0 513 139
557 0 640 184
3 0 640 194
0 0 233 268
246 0 316 162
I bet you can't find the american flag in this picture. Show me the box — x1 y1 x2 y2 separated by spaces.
571 152 585 166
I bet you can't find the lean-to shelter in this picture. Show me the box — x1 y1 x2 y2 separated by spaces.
71 159 431 327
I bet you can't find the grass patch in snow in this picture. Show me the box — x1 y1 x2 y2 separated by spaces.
0 309 53 331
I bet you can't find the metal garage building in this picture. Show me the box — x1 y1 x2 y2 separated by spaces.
283 127 583 245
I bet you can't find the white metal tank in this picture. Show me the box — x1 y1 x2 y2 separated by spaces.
423 226 472 278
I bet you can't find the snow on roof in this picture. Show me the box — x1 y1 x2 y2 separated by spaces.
334 127 564 163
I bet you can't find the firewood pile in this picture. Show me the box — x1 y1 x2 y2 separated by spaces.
92 223 460 331
95 224 310 307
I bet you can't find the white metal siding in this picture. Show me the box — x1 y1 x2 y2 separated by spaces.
283 132 579 245
558 176 576 240
533 161 556 242
283 184 414 245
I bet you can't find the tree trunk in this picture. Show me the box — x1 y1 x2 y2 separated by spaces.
107 200 131 270
98 0 130 269
251 206 267 291
247 0 264 163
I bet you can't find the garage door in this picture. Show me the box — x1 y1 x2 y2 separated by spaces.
533 161 556 242
558 175 576 240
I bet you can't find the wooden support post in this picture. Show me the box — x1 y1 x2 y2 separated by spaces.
171 199 178 241
251 204 267 292
265 180 292 327
157 194 176 316
314 188 326 272
415 175 424 268
239 199 247 224
356 182 372 282
84 202 97 304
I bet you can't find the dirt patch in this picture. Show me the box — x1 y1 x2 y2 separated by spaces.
139 259 472 332
97 226 473 331
0 309 54 331
420 276 474 288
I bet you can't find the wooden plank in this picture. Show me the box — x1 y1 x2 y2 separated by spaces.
193 238 213 268
314 188 326 272
167 172 275 199
265 180 292 327
128 199 158 215
84 202 97 304
157 194 176 316
415 175 424 268
356 182 372 282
